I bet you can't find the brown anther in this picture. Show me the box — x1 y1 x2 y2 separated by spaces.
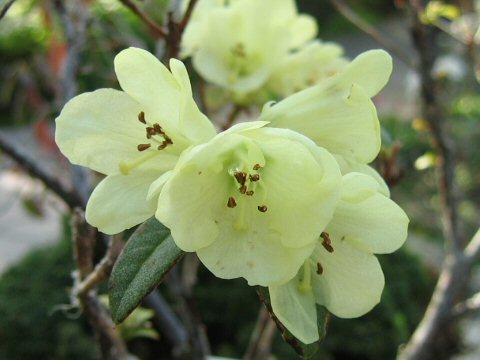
138 111 146 124
320 232 334 253
234 171 247 185
246 190 254 196
257 205 267 213
227 197 237 208
239 185 247 194
153 123 163 134
146 127 156 137
316 262 323 275
249 174 260 182
158 142 167 150
253 163 261 171
165 137 173 145
137 143 151 151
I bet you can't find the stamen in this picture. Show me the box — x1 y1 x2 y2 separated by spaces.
253 163 261 171
234 171 247 185
157 137 173 150
249 174 260 182
146 127 156 138
316 262 323 275
246 190 254 196
239 185 247 194
137 143 151 151
321 232 334 253
153 123 163 134
138 111 146 124
257 205 267 213
227 197 237 208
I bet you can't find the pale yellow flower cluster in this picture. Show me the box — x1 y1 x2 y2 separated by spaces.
55 1 408 344
181 0 349 104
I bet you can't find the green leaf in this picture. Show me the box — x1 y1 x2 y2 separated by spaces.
109 218 184 323
256 287 329 359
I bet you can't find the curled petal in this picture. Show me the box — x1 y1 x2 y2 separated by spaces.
269 274 319 344
85 171 161 234
326 173 409 254
114 48 180 127
288 15 317 48
169 59 217 143
334 49 393 98
197 232 315 286
335 155 390 197
262 84 381 163
311 239 385 318
55 89 145 175
115 48 216 148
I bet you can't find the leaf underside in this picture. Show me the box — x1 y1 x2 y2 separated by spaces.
109 218 184 323
256 286 330 359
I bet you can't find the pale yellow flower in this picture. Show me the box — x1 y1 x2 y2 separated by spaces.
269 173 409 343
155 122 342 286
55 47 216 234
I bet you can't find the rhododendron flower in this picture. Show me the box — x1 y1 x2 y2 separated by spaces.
260 49 392 192
261 49 392 164
265 40 348 99
155 122 342 286
55 47 216 234
269 173 409 344
181 0 319 97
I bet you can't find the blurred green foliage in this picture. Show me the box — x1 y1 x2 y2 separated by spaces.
0 228 432 360
0 221 95 360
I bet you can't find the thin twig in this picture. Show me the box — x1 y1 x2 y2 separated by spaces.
80 291 129 360
330 0 416 68
166 265 211 359
54 0 89 103
398 2 469 359
71 209 129 360
244 306 277 360
0 133 85 210
222 105 244 130
74 234 124 297
143 292 190 357
179 0 198 31
0 0 15 20
72 208 96 277
118 0 167 38
0 0 16 20
451 292 480 319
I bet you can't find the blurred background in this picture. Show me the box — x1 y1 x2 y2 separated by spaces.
0 0 479 359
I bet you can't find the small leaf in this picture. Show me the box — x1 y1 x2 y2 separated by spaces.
109 218 184 323
256 287 329 359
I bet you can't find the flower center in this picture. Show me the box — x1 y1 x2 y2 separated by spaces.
119 111 174 175
226 161 268 231
228 43 261 84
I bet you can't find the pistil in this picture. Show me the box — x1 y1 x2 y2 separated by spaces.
298 262 312 293
119 151 159 175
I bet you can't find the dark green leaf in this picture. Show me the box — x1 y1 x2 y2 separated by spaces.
109 218 184 323
256 287 329 359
